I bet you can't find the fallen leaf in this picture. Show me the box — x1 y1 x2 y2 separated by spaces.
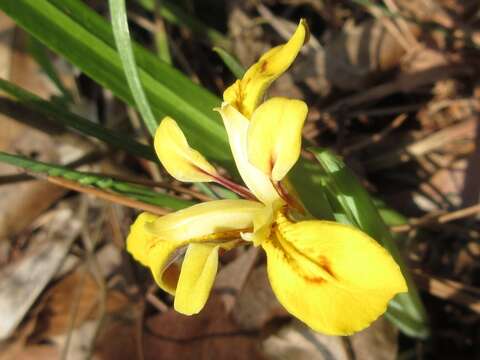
233 265 288 330
95 295 265 360
33 267 129 339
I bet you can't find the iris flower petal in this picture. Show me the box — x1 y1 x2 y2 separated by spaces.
174 243 220 315
126 212 159 267
248 97 308 181
154 117 218 182
127 212 183 294
146 199 263 240
223 19 308 118
216 103 280 204
263 219 407 335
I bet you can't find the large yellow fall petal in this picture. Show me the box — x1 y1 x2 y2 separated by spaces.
126 212 160 267
223 19 308 118
146 199 263 240
215 103 280 204
248 97 308 181
126 212 183 295
174 243 220 315
154 116 218 182
263 219 407 335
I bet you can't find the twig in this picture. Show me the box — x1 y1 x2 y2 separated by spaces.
60 267 89 360
44 175 170 215
91 172 212 202
391 203 480 233
363 0 411 51
413 269 480 314
146 288 169 313
80 198 108 360
344 114 407 154
383 0 420 48
325 65 472 113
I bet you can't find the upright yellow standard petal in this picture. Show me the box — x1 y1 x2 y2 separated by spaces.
146 199 263 241
154 117 218 182
174 243 220 315
248 97 308 181
216 103 280 204
223 19 309 118
263 219 407 335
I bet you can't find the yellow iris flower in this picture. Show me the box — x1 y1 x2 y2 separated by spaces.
126 20 407 335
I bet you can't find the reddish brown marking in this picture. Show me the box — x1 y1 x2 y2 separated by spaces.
318 256 335 278
194 166 256 200
259 60 268 73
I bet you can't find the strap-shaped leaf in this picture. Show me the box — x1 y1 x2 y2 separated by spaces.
0 79 156 161
0 0 232 171
0 151 193 211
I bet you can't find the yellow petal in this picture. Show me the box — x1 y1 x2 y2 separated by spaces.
223 19 309 118
126 212 182 294
154 116 218 182
174 243 219 315
248 97 308 181
215 103 280 204
126 212 160 267
148 240 183 295
146 199 263 241
263 219 407 335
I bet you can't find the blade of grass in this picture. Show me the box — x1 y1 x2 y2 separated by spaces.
109 0 158 135
152 4 172 64
212 47 245 79
0 78 156 161
0 0 232 171
136 0 230 49
27 35 73 102
0 151 193 210
310 148 429 339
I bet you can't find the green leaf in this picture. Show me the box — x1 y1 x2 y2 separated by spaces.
288 159 335 220
27 35 73 102
0 0 233 171
0 151 193 210
310 148 429 339
109 0 157 135
212 47 245 79
137 0 230 49
0 78 156 162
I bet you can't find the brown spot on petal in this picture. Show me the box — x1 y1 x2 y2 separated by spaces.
318 256 335 279
259 60 268 73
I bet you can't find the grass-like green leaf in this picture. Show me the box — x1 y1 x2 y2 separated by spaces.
0 78 156 162
0 0 233 171
0 151 193 210
137 0 230 49
212 47 245 79
109 0 157 135
27 36 73 102
310 148 429 339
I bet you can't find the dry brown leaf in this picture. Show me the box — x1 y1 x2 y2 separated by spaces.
233 265 288 330
350 317 398 360
0 343 59 360
263 317 397 360
215 247 259 312
96 296 265 360
262 320 350 360
323 19 412 91
0 205 82 340
32 268 129 339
